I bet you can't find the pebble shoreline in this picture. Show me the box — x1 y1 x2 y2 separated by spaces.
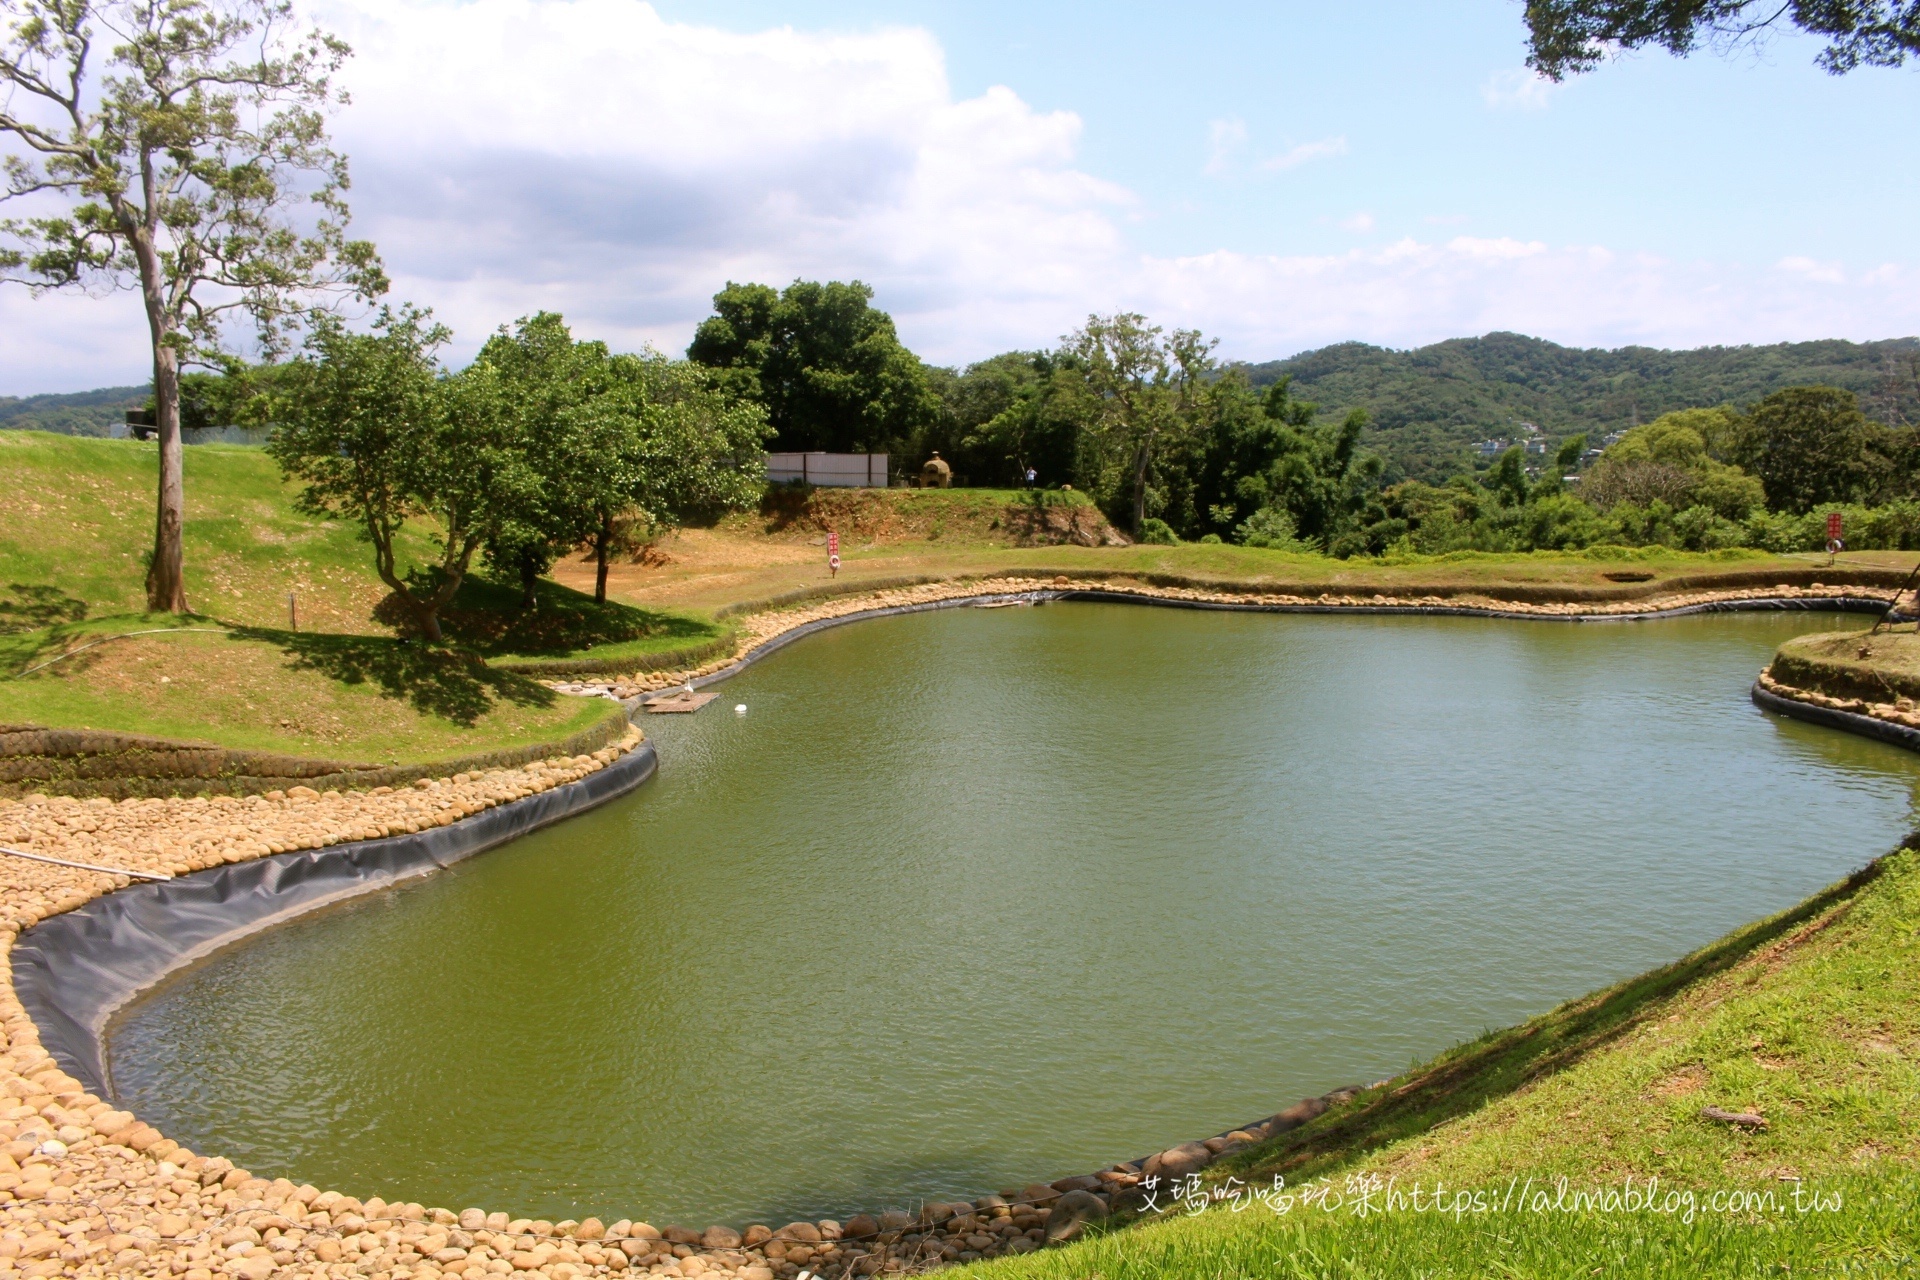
0 578 1885 1279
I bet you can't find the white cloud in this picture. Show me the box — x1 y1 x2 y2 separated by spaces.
1205 117 1247 176
1776 256 1845 284
2 1 1916 395
1261 136 1349 172
1481 68 1558 110
1339 212 1376 233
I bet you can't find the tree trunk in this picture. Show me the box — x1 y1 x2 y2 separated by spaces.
1130 440 1151 536
144 317 188 613
417 605 445 644
519 553 539 610
594 520 611 605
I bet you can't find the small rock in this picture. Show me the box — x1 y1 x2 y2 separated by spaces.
1142 1142 1213 1179
1265 1096 1330 1133
701 1227 741 1250
842 1215 879 1240
663 1226 703 1246
740 1225 772 1247
1018 1183 1061 1205
776 1221 823 1243
1044 1190 1108 1245
1050 1176 1102 1193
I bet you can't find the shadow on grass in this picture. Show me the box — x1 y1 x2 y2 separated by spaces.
373 573 714 657
1219 855 1893 1187
229 627 557 727
0 584 88 636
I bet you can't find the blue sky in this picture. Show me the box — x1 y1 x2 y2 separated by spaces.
654 0 1915 264
2 0 1915 393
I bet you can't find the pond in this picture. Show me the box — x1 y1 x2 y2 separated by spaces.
105 603 1919 1227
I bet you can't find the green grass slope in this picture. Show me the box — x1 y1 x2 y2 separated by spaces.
0 429 442 633
966 845 1920 1278
0 432 714 762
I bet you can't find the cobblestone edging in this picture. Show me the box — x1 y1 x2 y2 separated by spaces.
0 581 1893 1280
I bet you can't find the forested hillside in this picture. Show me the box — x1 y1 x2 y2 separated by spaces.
1241 333 1920 482
0 384 147 437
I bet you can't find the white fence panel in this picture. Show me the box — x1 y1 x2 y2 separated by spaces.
766 452 889 488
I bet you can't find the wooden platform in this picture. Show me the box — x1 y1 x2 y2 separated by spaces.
643 691 719 714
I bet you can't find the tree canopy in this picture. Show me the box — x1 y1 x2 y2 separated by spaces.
687 279 938 457
1524 1 1920 78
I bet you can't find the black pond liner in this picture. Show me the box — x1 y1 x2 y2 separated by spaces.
14 739 657 1100
12 589 1897 1106
1750 681 1920 751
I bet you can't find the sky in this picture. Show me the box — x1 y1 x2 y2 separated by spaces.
3 0 1917 394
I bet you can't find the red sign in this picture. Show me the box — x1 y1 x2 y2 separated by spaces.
828 531 839 556
828 530 840 575
1827 512 1842 541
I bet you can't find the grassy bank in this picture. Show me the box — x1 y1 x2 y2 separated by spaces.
0 617 618 764
1768 627 1920 706
962 845 1920 1278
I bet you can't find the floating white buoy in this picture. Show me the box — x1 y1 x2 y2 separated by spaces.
734 704 747 715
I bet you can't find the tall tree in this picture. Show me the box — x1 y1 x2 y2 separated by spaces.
1732 385 1883 514
0 0 384 613
687 279 937 458
1068 313 1215 537
584 357 769 602
1525 1 1919 78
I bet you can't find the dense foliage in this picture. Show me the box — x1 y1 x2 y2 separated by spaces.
270 308 767 639
1240 332 1920 483
687 280 938 454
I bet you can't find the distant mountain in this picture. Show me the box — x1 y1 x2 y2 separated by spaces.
0 384 149 438
1239 333 1920 483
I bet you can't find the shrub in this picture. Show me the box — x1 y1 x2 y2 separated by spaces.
1139 517 1180 545
1236 506 1305 550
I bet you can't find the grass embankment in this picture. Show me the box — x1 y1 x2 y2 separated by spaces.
0 431 715 761
1768 628 1920 707
962 848 1920 1278
0 619 619 763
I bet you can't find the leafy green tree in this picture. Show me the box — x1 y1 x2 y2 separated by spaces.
1525 1 1919 78
1184 374 1317 537
577 356 769 603
1732 386 1883 514
270 308 527 643
1586 410 1767 518
687 279 937 457
1 0 385 613
1486 446 1532 508
1555 432 1589 471
933 350 1085 488
468 313 605 607
1068 313 1214 537
471 313 772 606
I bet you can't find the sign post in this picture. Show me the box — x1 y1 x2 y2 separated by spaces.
1826 512 1843 566
828 530 840 579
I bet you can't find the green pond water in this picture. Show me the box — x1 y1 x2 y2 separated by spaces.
107 604 1920 1227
